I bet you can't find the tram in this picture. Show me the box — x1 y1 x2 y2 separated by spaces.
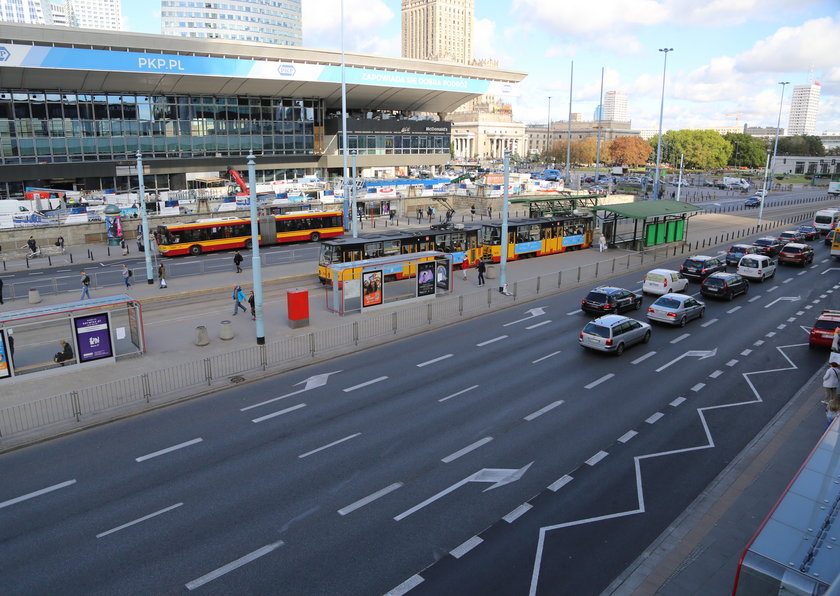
479 214 593 262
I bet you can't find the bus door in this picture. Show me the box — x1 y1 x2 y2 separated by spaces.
259 216 277 246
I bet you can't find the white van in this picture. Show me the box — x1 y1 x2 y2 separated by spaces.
737 254 776 282
813 209 840 235
643 268 688 295
0 200 38 217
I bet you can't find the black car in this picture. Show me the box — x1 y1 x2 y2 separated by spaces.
744 197 762 208
796 225 819 241
679 255 725 281
752 236 784 257
725 244 760 266
581 286 643 315
700 272 750 301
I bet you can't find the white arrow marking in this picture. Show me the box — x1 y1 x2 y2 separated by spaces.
656 348 717 373
241 371 342 411
764 296 800 308
504 307 547 326
821 268 840 275
393 463 533 521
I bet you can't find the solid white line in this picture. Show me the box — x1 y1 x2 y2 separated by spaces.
753 339 765 346
700 318 719 327
532 350 562 363
477 335 508 347
766 331 776 338
691 383 705 392
766 285 779 292
251 403 306 424
438 385 480 403
338 483 403 516
548 475 574 492
385 575 424 596
645 412 664 424
186 542 283 590
777 324 786 330
726 359 739 367
504 503 533 523
417 354 452 368
136 438 203 462
670 397 686 407
585 373 614 389
631 351 656 364
670 333 690 344
298 433 361 459
709 370 723 379
726 306 741 314
585 451 608 466
524 400 564 421
343 376 388 392
526 320 552 330
97 503 183 538
617 430 638 443
783 278 793 284
0 479 77 510
450 536 483 559
442 437 493 463
748 296 761 303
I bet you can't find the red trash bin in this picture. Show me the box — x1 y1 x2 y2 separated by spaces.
287 288 309 329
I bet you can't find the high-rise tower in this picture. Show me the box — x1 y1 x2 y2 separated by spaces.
401 0 473 64
161 0 302 46
65 0 121 31
787 83 820 136
603 90 629 122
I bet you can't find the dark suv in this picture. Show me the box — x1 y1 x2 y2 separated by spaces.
752 236 784 257
777 242 814 267
680 255 725 281
700 272 750 300
725 244 760 266
581 286 642 315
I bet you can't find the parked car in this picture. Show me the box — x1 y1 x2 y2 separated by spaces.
752 236 784 257
700 272 750 300
754 189 768 198
642 268 689 295
579 314 651 356
680 255 725 281
580 286 643 315
646 294 705 327
808 309 840 349
744 196 762 208
777 230 807 244
725 244 760 267
777 242 814 267
737 254 777 282
796 225 819 241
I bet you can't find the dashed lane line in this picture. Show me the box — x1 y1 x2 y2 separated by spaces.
136 438 203 462
0 479 76 510
585 451 608 466
526 320 552 330
709 370 723 379
766 331 776 338
631 351 656 364
338 483 403 516
504 503 533 523
439 385 479 403
441 437 493 463
524 400 564 421
691 383 705 392
700 318 719 327
548 475 574 492
766 286 779 292
251 404 306 424
532 351 562 364
417 354 452 367
726 306 742 314
645 412 664 424
748 296 761 303
726 359 739 367
343 376 388 392
782 278 793 284
753 339 765 346
618 430 638 443
298 433 362 459
97 503 183 538
450 536 483 559
385 575 424 596
185 541 284 591
585 374 614 389
669 397 686 407
670 333 690 344
477 335 508 347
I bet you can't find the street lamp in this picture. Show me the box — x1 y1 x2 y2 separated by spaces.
565 61 573 184
768 81 789 191
546 96 551 162
652 48 673 201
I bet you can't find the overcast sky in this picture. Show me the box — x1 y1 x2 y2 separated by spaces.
124 0 840 134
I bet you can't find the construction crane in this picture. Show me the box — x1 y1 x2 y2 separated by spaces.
725 112 743 124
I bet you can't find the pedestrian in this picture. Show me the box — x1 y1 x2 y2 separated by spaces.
232 285 247 315
825 398 840 430
79 270 91 300
477 258 486 286
158 262 167 288
53 339 74 366
470 204 476 216
56 236 65 253
121 238 128 256
823 361 840 404
417 207 422 221
389 209 396 222
461 257 469 281
0 275 3 304
831 327 840 353
121 264 132 288
427 206 432 221
487 206 492 218
27 236 37 254
248 290 256 320
233 250 243 273
598 233 607 253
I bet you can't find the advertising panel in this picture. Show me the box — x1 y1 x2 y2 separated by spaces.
417 262 435 297
435 261 450 291
73 313 113 363
0 330 10 379
362 270 383 307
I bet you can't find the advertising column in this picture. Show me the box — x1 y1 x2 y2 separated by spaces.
73 313 114 363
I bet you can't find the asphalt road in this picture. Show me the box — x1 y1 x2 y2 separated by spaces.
1 230 837 594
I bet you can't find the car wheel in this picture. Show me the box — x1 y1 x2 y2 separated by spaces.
698 307 705 319
244 239 252 250
614 343 625 356
634 299 642 310
760 273 766 282
727 291 734 301
310 232 320 242
642 330 651 344
679 316 686 328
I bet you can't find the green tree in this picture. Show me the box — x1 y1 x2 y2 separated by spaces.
722 133 767 168
650 129 731 170
776 135 825 156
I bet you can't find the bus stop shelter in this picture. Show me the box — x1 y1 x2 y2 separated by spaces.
594 200 702 250
509 193 607 217
0 295 145 379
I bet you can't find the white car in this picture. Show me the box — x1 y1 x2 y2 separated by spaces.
646 294 705 327
754 190 768 198
737 254 777 282
642 268 689 295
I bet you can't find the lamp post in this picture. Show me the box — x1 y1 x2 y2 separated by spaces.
565 61 573 184
768 81 789 191
499 149 511 295
340 0 350 230
546 96 551 163
247 152 265 345
652 48 673 201
594 66 604 187
135 149 154 284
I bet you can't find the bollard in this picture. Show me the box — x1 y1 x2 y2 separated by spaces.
28 287 42 304
195 325 210 346
219 320 234 340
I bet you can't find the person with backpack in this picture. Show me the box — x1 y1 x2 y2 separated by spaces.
232 285 247 315
80 270 91 300
121 264 132 288
233 250 243 273
476 258 486 286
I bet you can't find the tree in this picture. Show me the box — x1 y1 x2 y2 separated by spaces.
569 137 598 165
776 135 825 156
607 136 652 166
650 129 731 170
723 133 767 168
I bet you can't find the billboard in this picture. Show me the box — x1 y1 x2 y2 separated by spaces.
73 313 113 363
417 262 435 297
362 270 383 307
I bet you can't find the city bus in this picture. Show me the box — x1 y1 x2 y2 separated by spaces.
157 210 343 256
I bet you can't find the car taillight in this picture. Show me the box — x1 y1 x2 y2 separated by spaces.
701 269 707 274
605 339 613 346
604 304 612 309
581 300 586 305
663 279 668 287
667 312 676 317
647 308 654 313
579 332 584 338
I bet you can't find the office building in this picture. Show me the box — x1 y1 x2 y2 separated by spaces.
161 0 302 46
49 1 69 25
401 0 473 64
0 0 51 24
603 90 628 122
787 83 820 136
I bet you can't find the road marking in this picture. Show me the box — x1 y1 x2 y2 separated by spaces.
753 339 765 346
631 351 656 364
805 305 813 309
796 311 805 316
813 299 821 304
97 503 183 538
726 359 739 367
748 296 761 303
338 483 403 516
787 317 797 322
524 400 564 421
585 373 614 389
450 536 483 559
709 370 723 379
526 320 552 330
385 575 424 596
136 438 203 462
0 479 76 510
343 376 388 392
442 437 493 463
797 270 807 276
186 541 284 591
821 258 829 263
504 503 533 523
298 433 362 459
783 278 793 284
700 318 719 327
566 310 580 316
726 306 741 314
820 294 828 299
548 475 574 492
766 331 776 338
585 451 608 466
439 385 479 403
477 335 508 347
741 349 752 356
670 333 690 344
417 354 452 367
691 383 705 392
251 403 306 424
670 397 686 407
766 286 779 292
777 324 786 330
646 412 664 424
618 430 638 443
532 351 562 363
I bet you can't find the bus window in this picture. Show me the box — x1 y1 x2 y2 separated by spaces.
319 244 335 265
482 227 501 245
383 240 401 256
364 242 383 259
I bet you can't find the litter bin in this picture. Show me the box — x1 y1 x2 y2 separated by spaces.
485 265 496 280
28 288 42 304
195 325 210 346
219 320 234 340
287 288 309 329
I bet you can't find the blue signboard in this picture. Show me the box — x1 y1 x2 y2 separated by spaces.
514 240 542 254
562 234 585 247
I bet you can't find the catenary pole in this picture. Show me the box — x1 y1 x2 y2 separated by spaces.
247 153 265 344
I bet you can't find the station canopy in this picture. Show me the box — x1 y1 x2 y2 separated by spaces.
596 200 702 219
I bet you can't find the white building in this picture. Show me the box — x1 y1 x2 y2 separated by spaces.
401 0 473 64
603 90 628 122
788 83 821 136
161 0 302 46
452 113 526 159
49 1 69 25
65 0 121 30
0 0 51 24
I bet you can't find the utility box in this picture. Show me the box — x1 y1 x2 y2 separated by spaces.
287 288 309 329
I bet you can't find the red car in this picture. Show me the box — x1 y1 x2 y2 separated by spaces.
809 309 840 348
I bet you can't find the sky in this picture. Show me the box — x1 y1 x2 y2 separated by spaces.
122 0 840 134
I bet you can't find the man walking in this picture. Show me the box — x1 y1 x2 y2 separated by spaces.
158 262 167 288
233 250 243 273
477 258 486 286
598 233 607 252
80 270 91 300
232 285 247 316
121 264 132 288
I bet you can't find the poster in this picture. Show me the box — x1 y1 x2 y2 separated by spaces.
74 313 113 363
105 215 123 238
417 261 435 297
435 261 450 291
0 330 10 379
362 270 383 307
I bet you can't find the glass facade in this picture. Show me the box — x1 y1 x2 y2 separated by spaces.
0 91 321 165
339 133 449 156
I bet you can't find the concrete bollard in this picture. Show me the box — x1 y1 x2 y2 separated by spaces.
219 320 235 340
195 325 210 346
28 288 42 304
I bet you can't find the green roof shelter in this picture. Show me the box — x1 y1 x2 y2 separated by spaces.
594 200 702 250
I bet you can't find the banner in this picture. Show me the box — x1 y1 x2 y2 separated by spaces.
74 313 113 363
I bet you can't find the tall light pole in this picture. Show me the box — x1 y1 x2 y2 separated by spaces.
768 81 789 191
565 61 573 184
546 96 551 163
247 152 265 345
652 47 673 201
499 149 511 294
135 149 154 284
594 66 604 186
340 0 350 230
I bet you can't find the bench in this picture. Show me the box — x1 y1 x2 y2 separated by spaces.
11 359 76 374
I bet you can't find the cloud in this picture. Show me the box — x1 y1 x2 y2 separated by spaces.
302 0 396 53
736 15 840 74
473 17 498 61
512 0 668 34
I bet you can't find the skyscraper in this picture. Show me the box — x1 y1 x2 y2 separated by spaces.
787 83 820 136
401 0 473 64
160 0 302 46
65 0 121 30
0 0 51 24
603 90 629 122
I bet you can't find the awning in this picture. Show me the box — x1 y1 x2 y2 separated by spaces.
596 200 701 219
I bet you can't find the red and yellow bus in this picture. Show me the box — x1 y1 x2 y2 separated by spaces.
157 210 343 256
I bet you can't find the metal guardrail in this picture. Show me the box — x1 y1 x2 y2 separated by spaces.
0 210 818 447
